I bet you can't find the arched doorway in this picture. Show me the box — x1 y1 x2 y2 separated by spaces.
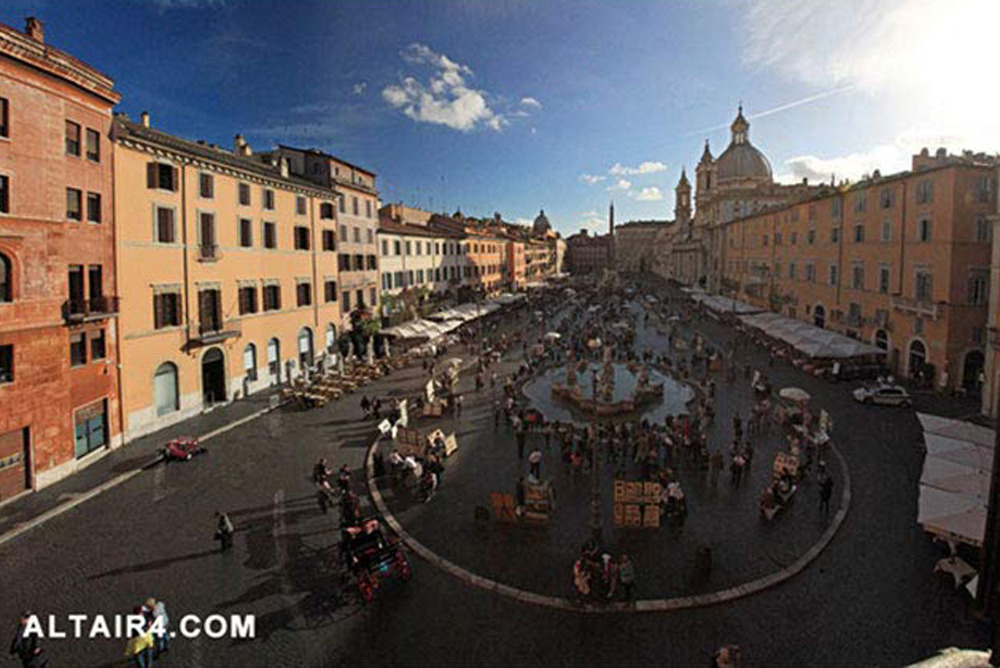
963 350 985 392
326 323 337 354
243 343 257 381
874 329 889 351
908 340 927 379
267 338 281 384
298 327 314 369
201 348 226 405
154 362 179 417
813 305 826 328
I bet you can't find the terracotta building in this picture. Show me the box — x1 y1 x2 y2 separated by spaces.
112 115 342 441
567 203 614 275
0 18 122 498
722 148 997 390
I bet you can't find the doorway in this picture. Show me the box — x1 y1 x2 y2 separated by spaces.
0 427 29 501
202 347 227 405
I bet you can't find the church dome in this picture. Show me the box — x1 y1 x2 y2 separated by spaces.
533 209 551 235
714 106 773 183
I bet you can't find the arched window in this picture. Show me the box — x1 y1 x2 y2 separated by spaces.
298 327 314 368
0 252 11 302
874 329 889 351
326 323 337 354
908 340 927 378
267 338 281 383
813 305 826 329
154 362 179 416
243 343 257 381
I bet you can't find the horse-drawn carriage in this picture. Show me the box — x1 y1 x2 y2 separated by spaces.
340 517 412 602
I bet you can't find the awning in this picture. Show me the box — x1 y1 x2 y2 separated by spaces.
689 292 765 314
738 312 885 359
382 318 464 340
916 413 995 547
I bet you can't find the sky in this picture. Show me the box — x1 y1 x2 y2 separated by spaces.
4 0 998 236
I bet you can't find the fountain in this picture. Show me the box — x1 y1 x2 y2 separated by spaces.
549 345 665 418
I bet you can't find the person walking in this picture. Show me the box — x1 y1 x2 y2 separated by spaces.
215 511 235 552
9 612 45 668
820 474 834 513
123 609 154 668
515 423 527 459
528 448 543 479
618 554 636 603
360 394 371 417
455 393 463 418
148 598 169 658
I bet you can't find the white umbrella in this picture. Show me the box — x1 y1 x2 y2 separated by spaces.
778 387 811 403
544 332 562 342
587 338 602 350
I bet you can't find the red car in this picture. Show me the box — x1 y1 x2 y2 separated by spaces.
162 436 206 462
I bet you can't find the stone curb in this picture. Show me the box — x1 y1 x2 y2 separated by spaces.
0 399 288 550
366 434 851 614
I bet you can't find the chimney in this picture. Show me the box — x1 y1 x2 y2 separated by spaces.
25 17 44 43
140 111 150 128
280 157 290 178
234 134 245 153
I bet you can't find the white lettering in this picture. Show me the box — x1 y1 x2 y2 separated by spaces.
68 614 86 638
203 615 226 639
23 615 43 638
125 615 145 639
89 616 111 639
230 615 255 639
180 615 201 638
148 617 167 636
47 615 66 639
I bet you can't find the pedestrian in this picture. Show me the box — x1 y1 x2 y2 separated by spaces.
618 554 636 603
820 474 834 513
494 400 501 430
528 448 542 479
9 612 45 668
711 645 739 668
215 510 235 552
360 394 371 416
148 598 169 658
372 396 382 420
455 394 463 418
516 424 527 459
123 608 154 668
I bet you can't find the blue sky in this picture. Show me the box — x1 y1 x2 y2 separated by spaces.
3 0 996 235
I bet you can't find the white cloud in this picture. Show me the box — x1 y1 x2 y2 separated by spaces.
634 187 663 201
579 174 605 185
580 210 600 218
382 43 506 132
352 81 368 96
520 97 542 109
607 178 632 192
609 161 667 176
579 216 607 234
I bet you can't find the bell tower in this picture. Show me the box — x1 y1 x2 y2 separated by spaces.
675 168 691 227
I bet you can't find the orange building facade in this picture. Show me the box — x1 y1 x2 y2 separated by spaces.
722 149 997 390
0 19 122 498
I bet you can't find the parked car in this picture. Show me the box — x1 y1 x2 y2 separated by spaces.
852 384 912 407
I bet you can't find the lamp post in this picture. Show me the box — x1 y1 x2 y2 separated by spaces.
588 424 603 545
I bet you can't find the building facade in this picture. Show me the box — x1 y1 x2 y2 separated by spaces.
112 115 342 442
615 220 672 273
377 218 464 322
0 18 122 497
722 148 997 390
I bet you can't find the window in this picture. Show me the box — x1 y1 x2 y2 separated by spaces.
370 287 377 305
831 198 842 219
244 344 258 381
263 284 281 311
238 182 251 206
366 200 372 218
0 97 8 137
853 224 864 243
0 344 12 383
976 176 994 203
147 163 178 191
86 129 100 162
294 226 310 250
263 222 277 249
86 192 101 223
790 231 797 245
404 241 411 256
353 254 364 271
342 291 351 310
880 219 891 242
848 302 862 325
367 229 374 244
807 229 815 244
0 175 7 213
66 188 82 220
880 187 894 209
238 285 258 314
155 207 176 243
65 120 81 156
238 218 253 247
918 217 932 242
154 363 179 416
762 235 769 246
356 289 364 307
352 196 359 216
338 196 346 213
879 265 890 294
417 269 424 284
828 263 839 286
322 230 336 251
199 173 214 199
367 254 377 270
805 263 815 282
915 271 933 302
262 188 275 211
353 227 361 243
296 196 307 216
852 264 865 290
830 227 840 243
198 213 217 260
90 329 106 361
320 202 334 219
916 179 933 204
854 191 867 213
381 239 388 256
153 292 181 328
324 280 338 302
0 253 10 302
968 273 989 306
338 254 350 271
70 332 87 367
340 224 348 240
976 215 991 243
296 282 312 307
774 263 780 279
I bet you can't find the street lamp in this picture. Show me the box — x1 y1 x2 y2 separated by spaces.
588 428 603 544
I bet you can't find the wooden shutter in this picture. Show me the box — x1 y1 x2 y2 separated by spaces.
147 163 157 189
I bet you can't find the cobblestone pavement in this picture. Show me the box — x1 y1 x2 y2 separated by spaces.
0 284 990 667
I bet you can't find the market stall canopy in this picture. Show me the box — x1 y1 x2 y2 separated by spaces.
738 312 885 359
916 413 995 547
428 302 501 323
689 293 765 314
492 293 526 305
382 318 464 340
544 332 562 341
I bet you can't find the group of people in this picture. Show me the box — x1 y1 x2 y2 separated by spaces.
572 540 637 603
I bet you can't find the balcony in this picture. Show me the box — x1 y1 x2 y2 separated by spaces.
891 295 939 320
62 296 119 324
186 318 241 346
198 244 221 262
